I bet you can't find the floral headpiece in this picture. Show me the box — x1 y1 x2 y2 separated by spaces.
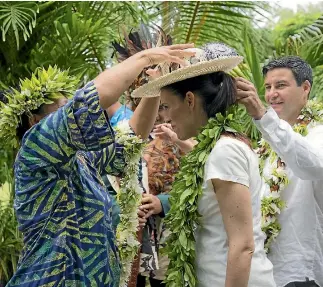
0 66 79 148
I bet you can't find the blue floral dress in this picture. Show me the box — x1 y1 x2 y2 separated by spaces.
7 82 125 287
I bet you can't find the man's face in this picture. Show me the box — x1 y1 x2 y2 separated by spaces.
264 68 310 124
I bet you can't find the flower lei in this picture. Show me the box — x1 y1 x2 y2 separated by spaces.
259 99 323 253
114 120 146 287
164 107 242 287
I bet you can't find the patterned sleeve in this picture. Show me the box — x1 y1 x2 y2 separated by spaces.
17 81 125 176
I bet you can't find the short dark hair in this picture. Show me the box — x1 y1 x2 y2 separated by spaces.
262 56 313 87
162 71 236 119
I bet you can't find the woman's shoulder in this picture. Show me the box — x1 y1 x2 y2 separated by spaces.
212 136 254 157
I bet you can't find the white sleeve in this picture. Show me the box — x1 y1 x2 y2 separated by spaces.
205 138 251 188
254 107 323 180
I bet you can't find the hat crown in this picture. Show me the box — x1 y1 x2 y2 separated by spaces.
132 42 243 98
184 42 239 65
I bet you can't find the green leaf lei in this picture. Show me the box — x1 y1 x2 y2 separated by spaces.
0 66 79 148
259 99 323 253
164 106 243 287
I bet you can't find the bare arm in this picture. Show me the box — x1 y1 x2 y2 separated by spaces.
129 97 160 139
153 124 197 153
212 179 255 287
173 138 197 153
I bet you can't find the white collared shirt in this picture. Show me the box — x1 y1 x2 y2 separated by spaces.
254 107 323 287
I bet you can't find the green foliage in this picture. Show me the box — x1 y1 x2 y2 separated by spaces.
273 9 321 43
0 1 156 87
0 1 323 284
0 175 23 285
0 1 39 49
230 25 265 144
0 142 14 187
0 66 78 148
160 1 268 47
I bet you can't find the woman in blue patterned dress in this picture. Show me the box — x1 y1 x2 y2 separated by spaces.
0 44 194 287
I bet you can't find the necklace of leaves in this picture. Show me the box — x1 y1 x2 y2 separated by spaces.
114 120 146 287
259 99 323 253
164 106 242 287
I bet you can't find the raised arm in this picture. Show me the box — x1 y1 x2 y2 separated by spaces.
94 45 194 139
253 107 323 180
236 76 323 181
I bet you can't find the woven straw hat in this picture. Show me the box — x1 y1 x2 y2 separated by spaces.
132 42 243 98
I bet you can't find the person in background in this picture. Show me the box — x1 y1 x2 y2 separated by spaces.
107 101 133 127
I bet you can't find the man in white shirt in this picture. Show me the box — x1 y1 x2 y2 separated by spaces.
236 56 323 287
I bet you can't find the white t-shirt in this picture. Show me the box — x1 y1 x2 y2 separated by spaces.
195 137 276 287
254 107 323 287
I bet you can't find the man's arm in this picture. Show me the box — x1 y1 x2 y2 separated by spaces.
254 107 323 180
235 77 323 181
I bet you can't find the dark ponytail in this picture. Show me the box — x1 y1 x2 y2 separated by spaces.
205 72 236 118
161 71 236 118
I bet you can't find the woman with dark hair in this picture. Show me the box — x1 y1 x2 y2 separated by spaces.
132 43 276 287
0 44 194 287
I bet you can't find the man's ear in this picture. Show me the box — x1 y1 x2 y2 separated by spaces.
185 91 196 112
302 80 311 99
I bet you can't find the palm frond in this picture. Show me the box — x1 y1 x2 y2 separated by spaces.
160 1 267 46
0 1 39 49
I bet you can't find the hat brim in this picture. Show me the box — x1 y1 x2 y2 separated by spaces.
132 56 243 98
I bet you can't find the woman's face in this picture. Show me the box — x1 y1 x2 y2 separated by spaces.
160 88 207 140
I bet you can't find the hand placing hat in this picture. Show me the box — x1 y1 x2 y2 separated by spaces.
235 77 267 120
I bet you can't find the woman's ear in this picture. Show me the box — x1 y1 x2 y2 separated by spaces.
28 114 42 127
185 91 196 111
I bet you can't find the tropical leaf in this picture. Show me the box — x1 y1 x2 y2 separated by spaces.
272 14 323 60
311 65 323 100
0 177 23 285
160 1 268 47
0 1 39 49
241 25 265 96
29 2 157 84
